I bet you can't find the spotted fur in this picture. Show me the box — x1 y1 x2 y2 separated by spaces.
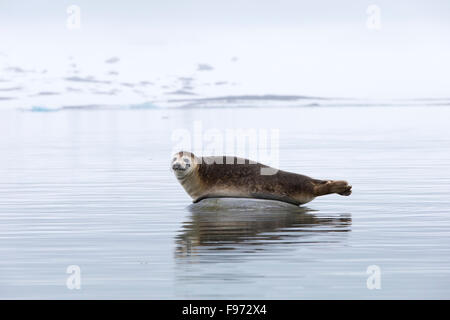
171 151 352 206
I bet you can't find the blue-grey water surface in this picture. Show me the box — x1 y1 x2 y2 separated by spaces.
0 106 449 299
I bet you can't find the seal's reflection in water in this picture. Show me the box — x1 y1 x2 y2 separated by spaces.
175 199 351 260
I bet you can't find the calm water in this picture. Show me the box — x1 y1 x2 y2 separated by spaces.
0 106 450 299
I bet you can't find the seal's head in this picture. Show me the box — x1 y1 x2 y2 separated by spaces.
171 151 199 179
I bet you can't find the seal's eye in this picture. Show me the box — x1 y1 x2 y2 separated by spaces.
183 158 190 163
172 157 177 162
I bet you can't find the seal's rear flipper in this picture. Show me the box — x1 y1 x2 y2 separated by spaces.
314 180 352 197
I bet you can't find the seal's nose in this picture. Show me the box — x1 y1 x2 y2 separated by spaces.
172 163 182 170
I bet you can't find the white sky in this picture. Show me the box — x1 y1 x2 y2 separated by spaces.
1 0 450 105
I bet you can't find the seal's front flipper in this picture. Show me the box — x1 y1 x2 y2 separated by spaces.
193 194 230 203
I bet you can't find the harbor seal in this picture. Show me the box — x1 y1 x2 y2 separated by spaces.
171 151 352 206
